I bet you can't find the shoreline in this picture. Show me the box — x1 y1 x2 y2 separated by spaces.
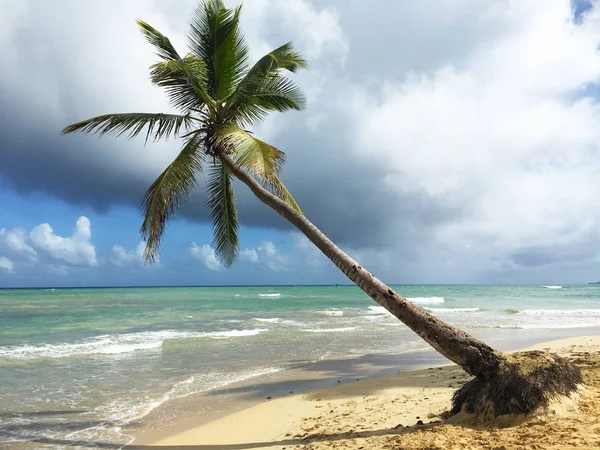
129 333 600 449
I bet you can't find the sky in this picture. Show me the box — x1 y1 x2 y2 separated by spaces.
1 0 600 287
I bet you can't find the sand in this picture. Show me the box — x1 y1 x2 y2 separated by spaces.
134 336 600 450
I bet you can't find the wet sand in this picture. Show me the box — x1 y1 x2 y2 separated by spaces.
131 335 600 450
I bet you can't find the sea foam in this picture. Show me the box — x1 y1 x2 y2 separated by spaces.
253 318 302 326
258 293 280 297
426 307 480 313
408 296 445 304
304 327 357 333
0 329 267 360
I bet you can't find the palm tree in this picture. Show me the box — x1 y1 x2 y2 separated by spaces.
64 0 580 420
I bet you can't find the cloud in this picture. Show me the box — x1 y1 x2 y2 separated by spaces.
109 241 154 268
191 240 288 271
0 227 37 262
0 216 98 272
257 241 287 271
240 248 259 263
239 241 287 271
189 242 222 271
291 232 325 267
0 256 13 273
343 0 600 277
29 217 98 267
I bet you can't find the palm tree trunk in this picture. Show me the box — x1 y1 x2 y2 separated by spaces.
220 154 504 379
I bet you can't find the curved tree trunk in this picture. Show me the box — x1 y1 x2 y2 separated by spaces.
221 154 504 379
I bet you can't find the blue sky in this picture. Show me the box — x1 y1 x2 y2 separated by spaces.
0 185 343 287
3 0 600 287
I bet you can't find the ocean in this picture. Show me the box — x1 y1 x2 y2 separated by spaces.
2 284 600 448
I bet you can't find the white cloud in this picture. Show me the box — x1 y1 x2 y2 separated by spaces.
346 1 600 274
258 241 286 270
189 242 222 271
240 248 259 263
239 241 287 271
0 216 97 273
0 256 14 273
0 227 37 262
29 216 97 267
239 0 347 63
109 241 154 268
291 232 325 267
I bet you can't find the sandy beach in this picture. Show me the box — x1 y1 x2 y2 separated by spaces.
132 335 600 450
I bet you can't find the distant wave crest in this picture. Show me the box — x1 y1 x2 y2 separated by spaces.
407 296 445 304
319 309 344 316
366 306 391 315
520 308 600 315
0 329 267 360
253 318 302 326
543 286 562 289
258 293 281 297
426 307 480 313
304 327 356 333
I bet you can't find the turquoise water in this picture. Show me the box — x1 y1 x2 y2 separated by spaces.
2 284 600 448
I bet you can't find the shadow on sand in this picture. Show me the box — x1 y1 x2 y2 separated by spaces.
6 422 443 449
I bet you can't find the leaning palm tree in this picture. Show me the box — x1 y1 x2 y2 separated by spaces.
64 0 581 421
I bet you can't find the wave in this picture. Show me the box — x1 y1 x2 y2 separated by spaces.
408 296 445 304
252 318 302 326
0 329 267 360
68 366 283 445
304 327 357 333
366 306 391 315
520 308 600 315
426 307 480 313
258 293 280 297
494 308 600 329
543 286 562 289
319 309 344 316
495 322 600 330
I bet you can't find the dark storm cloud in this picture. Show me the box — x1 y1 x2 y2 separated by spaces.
0 0 461 255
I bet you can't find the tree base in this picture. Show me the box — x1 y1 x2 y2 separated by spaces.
450 351 582 426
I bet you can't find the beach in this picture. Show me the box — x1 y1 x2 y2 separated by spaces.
134 335 600 450
3 285 600 448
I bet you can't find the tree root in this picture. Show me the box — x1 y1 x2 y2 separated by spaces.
450 351 582 426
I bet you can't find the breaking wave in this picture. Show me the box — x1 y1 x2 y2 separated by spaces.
0 329 267 360
426 307 480 313
252 318 302 326
319 309 344 316
407 296 445 304
304 327 357 333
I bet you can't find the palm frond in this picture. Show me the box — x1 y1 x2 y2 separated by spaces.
150 55 213 111
248 42 308 77
216 124 302 213
140 132 206 262
218 124 283 176
137 20 181 61
229 75 306 126
188 0 249 100
62 113 195 143
227 42 307 125
206 159 239 267
266 174 302 213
